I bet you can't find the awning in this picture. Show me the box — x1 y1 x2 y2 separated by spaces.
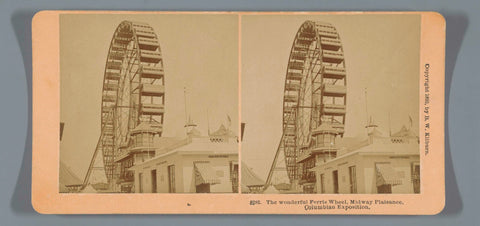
375 164 402 186
194 163 221 186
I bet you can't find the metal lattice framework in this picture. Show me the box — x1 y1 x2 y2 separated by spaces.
83 21 165 188
265 21 347 190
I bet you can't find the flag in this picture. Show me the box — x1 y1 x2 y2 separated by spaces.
409 115 413 129
227 114 232 128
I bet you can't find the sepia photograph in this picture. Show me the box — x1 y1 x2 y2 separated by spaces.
32 11 445 214
241 14 421 194
59 14 239 193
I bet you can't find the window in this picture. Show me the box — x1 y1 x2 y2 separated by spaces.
316 135 324 147
332 170 339 194
134 133 154 147
325 134 333 146
411 162 420 194
168 165 176 193
320 173 325 193
143 133 153 145
138 173 143 193
315 134 335 148
135 134 142 147
349 166 357 193
151 169 157 193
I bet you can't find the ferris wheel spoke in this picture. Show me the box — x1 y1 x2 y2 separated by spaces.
125 53 139 81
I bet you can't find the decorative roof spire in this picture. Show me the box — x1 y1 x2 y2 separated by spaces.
184 115 198 136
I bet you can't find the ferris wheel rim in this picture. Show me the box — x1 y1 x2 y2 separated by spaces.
280 20 347 183
99 20 166 183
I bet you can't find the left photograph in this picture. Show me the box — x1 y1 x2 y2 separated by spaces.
59 14 239 194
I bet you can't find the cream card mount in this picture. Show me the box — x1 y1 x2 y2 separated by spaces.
32 11 445 214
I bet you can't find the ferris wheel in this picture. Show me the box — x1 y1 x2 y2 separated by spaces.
82 21 165 190
265 21 347 190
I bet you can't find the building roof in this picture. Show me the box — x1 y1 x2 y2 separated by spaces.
335 124 418 155
130 137 238 169
187 127 202 137
353 140 419 155
172 137 238 154
154 136 189 155
335 136 370 155
391 125 418 137
312 123 338 135
59 161 82 193
368 127 387 137
311 140 419 171
241 162 265 187
131 122 162 134
210 124 237 138
311 121 420 172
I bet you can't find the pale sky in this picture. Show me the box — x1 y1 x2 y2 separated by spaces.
59 13 421 183
241 14 421 180
60 14 239 179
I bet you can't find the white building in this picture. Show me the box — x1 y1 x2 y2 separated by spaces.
129 125 239 193
311 126 420 194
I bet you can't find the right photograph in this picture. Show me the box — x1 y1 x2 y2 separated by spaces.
241 14 421 194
